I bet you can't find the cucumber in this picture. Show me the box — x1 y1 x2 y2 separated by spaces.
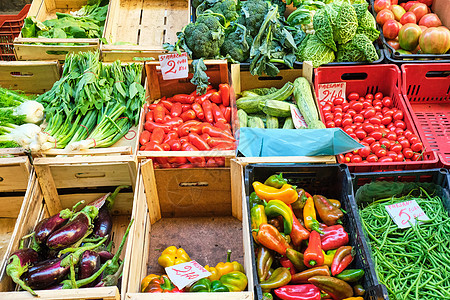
266 114 279 129
260 100 292 117
308 119 326 129
283 117 295 129
241 87 278 97
293 77 321 127
248 116 265 128
237 109 248 127
236 82 294 113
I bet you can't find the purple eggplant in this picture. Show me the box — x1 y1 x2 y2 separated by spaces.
23 256 69 290
6 248 40 296
98 250 114 263
93 207 112 239
27 258 61 274
46 206 98 250
79 250 101 287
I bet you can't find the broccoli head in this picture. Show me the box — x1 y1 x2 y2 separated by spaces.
197 0 238 27
221 24 252 62
239 0 270 38
184 14 225 58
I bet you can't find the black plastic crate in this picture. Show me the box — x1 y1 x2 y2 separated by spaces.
244 164 386 300
369 0 450 64
351 168 450 300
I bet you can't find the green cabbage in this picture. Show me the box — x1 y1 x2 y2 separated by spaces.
333 2 358 44
313 8 337 51
297 35 335 67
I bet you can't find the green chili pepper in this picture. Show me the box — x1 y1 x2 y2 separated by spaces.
264 200 293 235
335 269 365 283
250 192 265 208
264 173 287 189
260 267 291 291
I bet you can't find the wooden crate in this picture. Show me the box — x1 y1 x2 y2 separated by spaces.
0 156 138 299
123 159 253 299
13 0 105 61
101 0 190 62
0 155 32 276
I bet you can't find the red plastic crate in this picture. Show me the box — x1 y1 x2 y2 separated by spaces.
401 63 450 169
314 64 439 172
0 4 30 61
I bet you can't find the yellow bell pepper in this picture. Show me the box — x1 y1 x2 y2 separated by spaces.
252 182 298 204
140 274 158 292
204 265 221 281
322 249 337 267
215 250 244 276
157 246 191 268
343 298 364 300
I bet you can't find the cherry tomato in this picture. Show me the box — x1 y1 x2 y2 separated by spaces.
325 114 334 122
333 105 343 113
385 131 397 141
394 120 406 130
333 97 344 106
374 105 382 112
399 139 410 149
374 92 383 100
326 121 336 128
373 100 382 107
393 110 404 120
387 151 398 161
351 155 363 163
334 118 342 127
380 138 391 149
366 154 378 162
348 93 359 101
363 108 376 119
404 130 413 139
322 104 332 112
411 142 423 152
365 94 374 100
334 112 343 119
345 152 354 159
369 117 381 125
363 101 372 109
409 135 420 144
381 115 392 125
412 152 422 161
351 101 363 112
396 153 404 162
338 154 345 162
347 109 356 117
391 143 402 153
375 147 387 158
354 129 367 139
349 133 357 139
394 127 404 136
403 148 414 159
344 127 354 135
379 156 394 162
363 136 376 145
358 145 371 158
370 142 382 152
340 102 349 111
359 97 365 102
382 97 393 108
362 123 375 133
353 114 364 123
342 118 353 127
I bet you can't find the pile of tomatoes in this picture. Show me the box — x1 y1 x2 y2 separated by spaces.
139 84 236 169
321 92 424 163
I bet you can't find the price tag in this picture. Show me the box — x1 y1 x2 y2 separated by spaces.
159 52 189 80
290 104 308 129
385 200 430 229
165 260 211 290
317 82 346 106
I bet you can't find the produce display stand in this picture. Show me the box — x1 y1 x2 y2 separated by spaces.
101 0 191 62
244 164 386 300
0 155 32 278
0 156 138 299
351 168 450 300
401 63 450 168
0 4 30 61
124 159 254 299
314 64 439 172
13 0 106 61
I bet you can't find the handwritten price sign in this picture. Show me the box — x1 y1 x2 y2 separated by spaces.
385 200 430 229
290 104 308 129
159 52 189 80
317 82 346 106
165 261 211 289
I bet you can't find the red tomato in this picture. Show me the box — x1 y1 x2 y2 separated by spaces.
373 100 382 107
382 97 393 108
374 92 383 100
363 136 376 145
358 145 371 158
342 118 353 127
371 142 382 152
354 129 367 139
403 129 413 139
351 102 364 112
391 143 403 153
369 117 382 125
334 112 343 119
387 151 398 161
379 156 394 162
363 108 376 119
353 114 364 123
409 135 420 144
365 94 374 100
333 97 344 106
399 139 411 149
397 153 405 161
349 133 357 139
366 154 378 162
338 154 345 162
362 101 372 109
344 128 354 135
411 142 423 152
394 120 406 130
393 110 404 120
403 148 414 158
363 123 375 133
326 121 336 128
381 115 392 125
380 138 391 149
333 105 343 113
325 114 334 122
351 155 363 163
335 118 342 127
386 131 397 141
347 109 357 117
359 97 365 102
370 130 383 140
412 152 422 161
375 148 388 158
322 104 332 112
374 105 382 112
342 103 350 112
394 127 404 136
348 93 360 101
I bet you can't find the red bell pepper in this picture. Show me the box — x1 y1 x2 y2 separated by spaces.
144 121 171 133
160 99 173 111
211 103 227 123
210 92 222 104
150 127 165 144
172 94 194 104
274 284 321 300
188 133 210 150
153 104 165 123
289 205 310 247
304 231 324 268
219 84 230 107
180 109 197 122
140 130 151 146
202 99 214 123
331 246 354 276
170 102 182 117
280 257 296 275
192 102 205 120
320 225 349 251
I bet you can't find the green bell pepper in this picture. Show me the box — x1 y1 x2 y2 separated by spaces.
189 278 229 292
264 173 288 188
219 271 248 292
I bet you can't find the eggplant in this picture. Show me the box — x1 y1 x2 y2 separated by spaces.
98 250 114 263
93 207 112 239
27 258 61 274
46 208 97 250
6 248 40 296
79 250 101 287
89 185 130 210
23 256 69 290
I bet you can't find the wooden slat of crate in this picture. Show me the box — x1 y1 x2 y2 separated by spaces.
124 160 253 300
0 61 60 94
0 156 31 193
14 0 103 61
0 287 120 300
101 0 190 62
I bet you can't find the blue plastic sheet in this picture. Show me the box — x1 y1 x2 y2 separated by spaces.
237 128 364 157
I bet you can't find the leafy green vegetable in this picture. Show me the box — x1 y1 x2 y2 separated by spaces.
297 34 335 68
336 34 378 62
221 23 251 62
354 4 379 42
313 8 336 51
333 2 358 44
191 58 210 95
